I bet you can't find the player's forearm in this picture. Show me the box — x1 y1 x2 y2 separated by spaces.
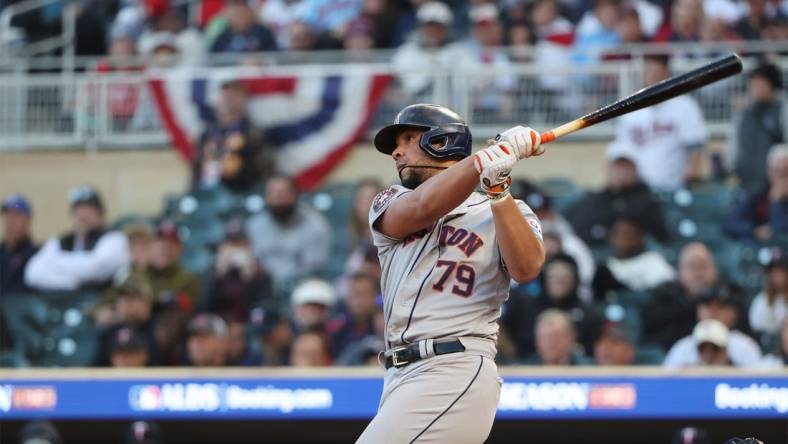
491 195 545 282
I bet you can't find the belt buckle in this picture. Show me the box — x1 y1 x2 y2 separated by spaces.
390 346 410 368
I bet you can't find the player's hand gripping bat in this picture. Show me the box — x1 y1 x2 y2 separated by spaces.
539 53 744 144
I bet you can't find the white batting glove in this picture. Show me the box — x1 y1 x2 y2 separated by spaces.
496 126 544 159
473 141 517 199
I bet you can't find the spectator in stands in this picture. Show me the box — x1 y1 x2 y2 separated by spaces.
209 219 272 320
1 194 37 294
247 176 331 296
110 327 151 368
124 222 155 277
250 307 294 366
663 284 762 368
290 278 336 332
657 0 704 41
566 155 667 246
287 20 318 51
748 246 787 336
531 0 573 42
95 276 159 367
210 0 278 53
145 219 199 313
290 329 332 367
25 186 130 291
335 335 385 366
523 309 592 365
513 181 595 299
729 61 786 193
723 145 788 241
153 307 188 366
572 0 621 66
671 427 711 444
760 318 788 368
592 216 675 300
503 254 604 359
358 0 407 49
257 0 306 49
225 318 263 366
186 313 229 367
298 0 362 38
343 17 375 52
136 6 204 65
593 322 636 366
507 19 536 62
733 0 773 39
609 54 707 191
457 3 515 120
328 272 379 357
663 319 735 367
193 80 274 192
347 178 383 254
391 2 465 98
643 242 719 350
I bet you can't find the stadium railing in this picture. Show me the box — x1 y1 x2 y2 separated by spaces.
0 54 785 152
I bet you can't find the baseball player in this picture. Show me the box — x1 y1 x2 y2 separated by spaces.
356 104 545 443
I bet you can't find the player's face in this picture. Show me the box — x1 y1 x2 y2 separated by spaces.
391 128 453 190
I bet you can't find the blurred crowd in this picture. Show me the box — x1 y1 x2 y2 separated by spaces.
1 0 787 373
1 80 787 369
5 0 788 63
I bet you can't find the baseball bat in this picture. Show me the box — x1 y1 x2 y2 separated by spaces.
539 53 743 144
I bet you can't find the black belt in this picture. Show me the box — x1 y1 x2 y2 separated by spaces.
384 339 465 369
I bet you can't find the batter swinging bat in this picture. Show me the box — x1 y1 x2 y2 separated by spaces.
539 53 743 144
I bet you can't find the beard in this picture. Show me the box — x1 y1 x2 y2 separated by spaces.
399 166 444 190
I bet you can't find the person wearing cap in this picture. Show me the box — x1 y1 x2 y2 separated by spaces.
723 144 788 241
95 276 160 366
193 80 274 192
24 185 130 291
209 218 272 321
609 53 708 191
290 278 337 333
643 242 720 350
145 219 198 313
246 175 331 298
1 194 38 294
748 246 787 336
225 317 263 366
454 3 515 119
110 326 151 367
391 1 466 97
566 154 668 246
593 322 636 366
249 306 294 366
663 284 762 368
592 215 675 298
186 313 230 367
729 61 787 193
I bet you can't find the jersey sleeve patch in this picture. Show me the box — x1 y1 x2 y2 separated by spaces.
373 186 398 213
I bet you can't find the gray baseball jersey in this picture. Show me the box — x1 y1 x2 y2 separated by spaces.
368 185 543 350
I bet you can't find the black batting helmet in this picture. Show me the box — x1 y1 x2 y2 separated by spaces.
374 104 472 159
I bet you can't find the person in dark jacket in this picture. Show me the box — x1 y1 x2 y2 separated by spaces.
192 80 275 192
0 194 38 294
729 61 786 193
502 253 604 359
723 145 788 241
210 0 277 54
643 242 719 350
566 155 667 246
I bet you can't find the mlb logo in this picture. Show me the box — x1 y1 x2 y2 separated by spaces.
129 385 162 411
